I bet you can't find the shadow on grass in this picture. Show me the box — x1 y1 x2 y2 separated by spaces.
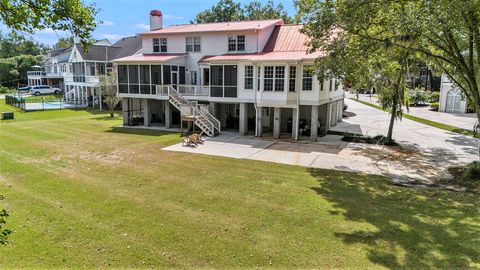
308 168 480 269
106 126 179 137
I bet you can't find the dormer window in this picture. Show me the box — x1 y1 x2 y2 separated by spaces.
228 35 245 52
153 38 167 53
186 37 201 52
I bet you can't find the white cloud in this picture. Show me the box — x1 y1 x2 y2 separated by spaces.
100 34 124 41
99 20 115 26
135 23 150 30
164 14 185 20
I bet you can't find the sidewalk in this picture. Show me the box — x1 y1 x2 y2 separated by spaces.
354 94 477 130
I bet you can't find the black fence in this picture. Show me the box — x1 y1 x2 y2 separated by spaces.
5 95 25 110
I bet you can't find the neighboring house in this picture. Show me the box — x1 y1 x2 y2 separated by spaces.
439 74 468 113
112 10 344 141
27 37 142 107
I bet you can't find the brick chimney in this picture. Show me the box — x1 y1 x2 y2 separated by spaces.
150 10 163 31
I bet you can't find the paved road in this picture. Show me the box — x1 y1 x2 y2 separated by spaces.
333 98 479 163
355 94 477 130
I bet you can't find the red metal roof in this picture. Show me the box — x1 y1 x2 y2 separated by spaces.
201 25 323 62
140 19 283 35
113 53 186 62
263 25 309 52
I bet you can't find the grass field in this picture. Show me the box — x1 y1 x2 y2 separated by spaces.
0 100 479 269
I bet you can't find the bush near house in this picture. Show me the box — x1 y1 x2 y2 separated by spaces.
0 86 15 94
429 91 440 103
430 102 439 111
341 133 398 146
408 90 430 106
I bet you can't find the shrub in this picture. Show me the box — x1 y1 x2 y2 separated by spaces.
0 86 15 94
430 102 439 111
341 133 398 146
409 90 429 106
447 161 480 192
429 92 440 103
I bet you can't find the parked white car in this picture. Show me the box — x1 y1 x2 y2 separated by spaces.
30 85 61 96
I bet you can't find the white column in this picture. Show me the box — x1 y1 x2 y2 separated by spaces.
255 107 263 137
325 103 332 129
311 105 319 142
122 98 129 125
164 100 171 128
273 107 281 139
292 107 299 141
338 100 343 122
144 99 150 127
239 103 248 135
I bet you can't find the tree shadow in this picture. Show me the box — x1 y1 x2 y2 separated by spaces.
308 168 480 269
106 126 179 137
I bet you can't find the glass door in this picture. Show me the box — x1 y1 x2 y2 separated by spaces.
171 71 178 90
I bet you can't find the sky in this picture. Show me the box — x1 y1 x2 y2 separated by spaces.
0 0 297 46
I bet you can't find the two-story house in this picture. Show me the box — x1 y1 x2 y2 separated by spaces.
27 37 142 108
113 10 344 141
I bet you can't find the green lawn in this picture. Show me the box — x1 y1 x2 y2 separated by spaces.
0 100 479 269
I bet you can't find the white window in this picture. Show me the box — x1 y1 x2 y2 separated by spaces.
186 37 201 52
228 35 245 52
153 38 167 53
263 66 285 92
302 66 313 91
244 65 253 90
289 66 296 92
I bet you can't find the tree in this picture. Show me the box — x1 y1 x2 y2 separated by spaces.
0 55 43 87
296 0 480 131
98 73 120 117
244 1 294 24
0 32 47 58
193 0 243 23
0 0 97 46
193 0 294 24
55 37 74 49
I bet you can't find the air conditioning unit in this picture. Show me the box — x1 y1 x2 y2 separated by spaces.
1 112 14 120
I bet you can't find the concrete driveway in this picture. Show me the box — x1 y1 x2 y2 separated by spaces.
355 94 478 130
333 98 479 163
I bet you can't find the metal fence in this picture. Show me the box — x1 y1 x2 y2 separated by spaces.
4 93 69 111
5 95 26 110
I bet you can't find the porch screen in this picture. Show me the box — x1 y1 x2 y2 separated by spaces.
163 65 171 85
224 65 237 97
151 65 162 94
210 65 223 97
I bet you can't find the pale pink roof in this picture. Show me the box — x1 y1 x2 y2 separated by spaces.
200 51 323 62
140 19 283 35
113 53 186 62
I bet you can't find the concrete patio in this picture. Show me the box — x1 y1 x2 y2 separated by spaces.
162 98 479 188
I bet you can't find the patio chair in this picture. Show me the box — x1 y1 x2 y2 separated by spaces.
189 131 204 144
182 137 195 147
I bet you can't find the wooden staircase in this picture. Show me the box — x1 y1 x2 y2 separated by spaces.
164 85 221 137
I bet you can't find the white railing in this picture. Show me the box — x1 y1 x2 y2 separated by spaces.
156 85 170 96
85 76 99 83
199 105 221 132
177 85 209 96
27 71 46 76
